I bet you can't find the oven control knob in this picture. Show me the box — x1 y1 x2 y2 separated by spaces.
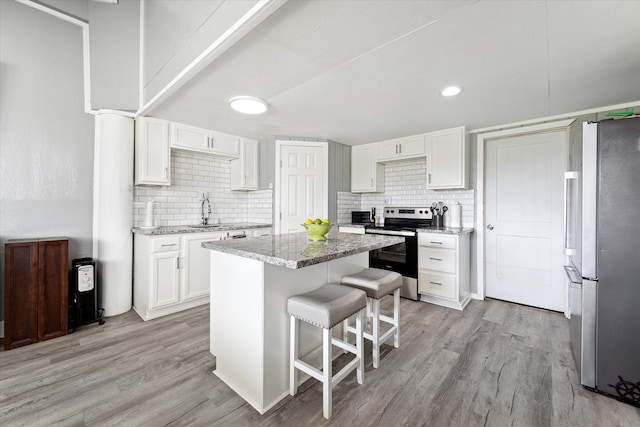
419 210 423 214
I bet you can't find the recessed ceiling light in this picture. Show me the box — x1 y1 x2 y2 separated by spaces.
229 96 268 114
440 86 462 97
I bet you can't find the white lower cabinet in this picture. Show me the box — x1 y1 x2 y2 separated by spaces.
418 232 471 310
134 228 272 320
251 227 272 237
134 232 222 320
151 250 181 308
181 233 227 301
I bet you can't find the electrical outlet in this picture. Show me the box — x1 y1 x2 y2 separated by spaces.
383 197 392 205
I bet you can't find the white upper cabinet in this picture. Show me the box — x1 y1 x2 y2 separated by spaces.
170 122 240 158
351 144 384 193
426 126 467 190
376 135 426 162
231 139 259 191
170 122 209 151
135 117 171 186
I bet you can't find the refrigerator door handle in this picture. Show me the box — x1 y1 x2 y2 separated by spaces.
564 171 579 256
564 265 582 284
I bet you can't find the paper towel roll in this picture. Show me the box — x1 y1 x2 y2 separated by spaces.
449 202 461 228
144 199 155 227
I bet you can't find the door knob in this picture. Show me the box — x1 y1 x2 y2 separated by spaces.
487 224 494 230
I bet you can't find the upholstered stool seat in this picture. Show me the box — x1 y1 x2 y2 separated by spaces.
341 268 402 368
288 283 366 419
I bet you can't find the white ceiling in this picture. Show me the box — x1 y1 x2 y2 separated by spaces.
151 0 640 145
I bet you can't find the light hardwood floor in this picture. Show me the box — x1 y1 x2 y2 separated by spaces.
1 298 639 427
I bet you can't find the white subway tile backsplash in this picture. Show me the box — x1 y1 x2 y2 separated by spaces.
343 158 475 227
133 151 272 227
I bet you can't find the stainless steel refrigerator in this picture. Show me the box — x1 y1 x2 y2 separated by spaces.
564 116 640 406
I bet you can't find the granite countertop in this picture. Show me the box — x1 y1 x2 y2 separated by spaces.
339 223 474 235
132 222 272 236
417 227 474 235
337 223 369 228
202 230 404 269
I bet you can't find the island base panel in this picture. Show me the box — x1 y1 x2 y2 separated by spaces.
209 251 368 413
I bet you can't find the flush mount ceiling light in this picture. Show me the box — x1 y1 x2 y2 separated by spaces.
229 96 268 114
440 86 462 97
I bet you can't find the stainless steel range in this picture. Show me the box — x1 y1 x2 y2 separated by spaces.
365 207 433 300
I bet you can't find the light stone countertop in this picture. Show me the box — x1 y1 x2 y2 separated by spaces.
132 222 272 236
417 227 474 235
202 230 404 269
338 223 474 235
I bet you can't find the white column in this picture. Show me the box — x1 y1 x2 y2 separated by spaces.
93 111 134 316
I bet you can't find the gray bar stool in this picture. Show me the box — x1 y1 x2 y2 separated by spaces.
341 268 402 368
287 283 367 419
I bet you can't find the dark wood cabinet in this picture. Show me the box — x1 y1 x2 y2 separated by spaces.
4 238 68 350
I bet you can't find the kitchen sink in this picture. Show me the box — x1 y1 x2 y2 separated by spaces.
188 224 220 228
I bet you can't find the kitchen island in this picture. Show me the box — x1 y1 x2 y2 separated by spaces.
202 231 404 414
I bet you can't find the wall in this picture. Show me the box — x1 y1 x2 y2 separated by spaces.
133 151 272 227
89 0 140 110
0 1 95 321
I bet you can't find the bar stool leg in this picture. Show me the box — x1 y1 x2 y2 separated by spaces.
393 288 400 348
356 309 364 384
322 328 332 419
290 316 298 396
342 317 349 351
371 298 380 369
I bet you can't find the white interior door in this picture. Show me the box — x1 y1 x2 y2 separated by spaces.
276 142 328 234
485 130 566 311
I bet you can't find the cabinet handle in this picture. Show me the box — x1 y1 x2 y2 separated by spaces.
395 144 398 154
176 257 180 269
430 241 443 245
164 167 168 179
160 244 177 247
370 178 373 186
429 281 442 286
429 257 442 261
398 144 402 154
243 174 246 185
428 173 431 184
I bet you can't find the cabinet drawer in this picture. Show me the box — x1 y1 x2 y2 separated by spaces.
419 247 455 273
419 233 456 249
151 236 180 252
419 271 456 299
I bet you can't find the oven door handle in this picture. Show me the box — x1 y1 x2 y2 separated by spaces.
366 229 414 237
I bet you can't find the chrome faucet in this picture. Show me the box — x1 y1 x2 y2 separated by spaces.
201 196 212 225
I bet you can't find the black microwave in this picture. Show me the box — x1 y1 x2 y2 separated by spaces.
351 211 372 224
